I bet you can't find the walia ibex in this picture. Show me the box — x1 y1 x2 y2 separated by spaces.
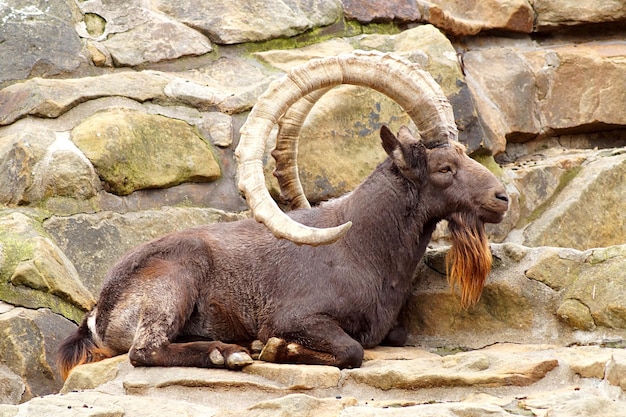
58 51 509 378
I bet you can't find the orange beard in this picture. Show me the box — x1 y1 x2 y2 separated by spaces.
445 212 492 309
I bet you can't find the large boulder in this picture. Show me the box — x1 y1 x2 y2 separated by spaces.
464 47 540 144
0 361 24 405
0 72 171 126
534 0 626 30
570 248 624 335
43 208 246 296
0 0 83 86
0 127 101 206
0 307 76 401
408 243 626 349
420 0 533 36
75 0 212 67
101 14 212 67
71 108 221 196
0 212 95 323
341 0 421 23
463 42 626 150
528 43 626 135
0 127 54 205
519 149 626 249
153 0 343 44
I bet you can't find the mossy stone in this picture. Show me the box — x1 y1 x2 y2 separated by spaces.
71 108 221 196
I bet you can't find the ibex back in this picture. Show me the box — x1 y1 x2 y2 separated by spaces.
58 52 509 379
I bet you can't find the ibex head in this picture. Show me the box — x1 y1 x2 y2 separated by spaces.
237 51 458 245
236 51 508 307
380 125 509 308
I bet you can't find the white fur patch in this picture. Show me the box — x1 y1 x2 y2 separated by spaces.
87 308 103 346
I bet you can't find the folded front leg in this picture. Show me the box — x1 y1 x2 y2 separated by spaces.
260 315 364 368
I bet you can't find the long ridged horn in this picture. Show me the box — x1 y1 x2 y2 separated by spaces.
272 87 331 210
236 50 457 246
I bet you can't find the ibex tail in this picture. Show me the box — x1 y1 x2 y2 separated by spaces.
57 310 113 380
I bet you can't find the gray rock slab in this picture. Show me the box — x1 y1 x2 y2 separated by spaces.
153 0 343 44
33 344 626 417
0 0 83 85
0 363 24 405
43 208 246 296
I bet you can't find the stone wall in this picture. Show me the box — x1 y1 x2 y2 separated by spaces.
0 0 625 414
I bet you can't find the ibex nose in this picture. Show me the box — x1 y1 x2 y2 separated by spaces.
495 192 509 203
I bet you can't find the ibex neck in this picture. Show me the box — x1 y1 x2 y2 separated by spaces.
330 159 436 275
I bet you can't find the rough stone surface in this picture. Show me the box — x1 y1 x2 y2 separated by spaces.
423 0 534 36
408 243 626 348
500 149 590 232
559 246 626 330
0 363 24 405
43 208 246 296
347 344 559 390
464 47 540 147
1 390 218 417
0 72 172 126
0 307 76 401
71 108 221 196
534 0 626 30
61 355 129 394
0 212 94 323
154 0 343 44
243 363 342 390
101 14 212 67
0 0 84 86
9 344 625 416
520 150 626 249
342 0 421 23
0 128 101 206
0 127 55 205
463 43 626 147
167 58 279 115
1 1 626 415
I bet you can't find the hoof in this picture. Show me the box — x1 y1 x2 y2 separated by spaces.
249 339 265 360
258 337 284 362
226 352 253 369
209 349 225 366
259 337 302 362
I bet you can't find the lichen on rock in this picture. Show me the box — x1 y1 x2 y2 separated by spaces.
71 108 221 196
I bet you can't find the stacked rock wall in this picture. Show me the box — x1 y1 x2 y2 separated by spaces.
0 0 625 413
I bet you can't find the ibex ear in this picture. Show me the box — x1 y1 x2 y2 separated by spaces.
380 126 427 180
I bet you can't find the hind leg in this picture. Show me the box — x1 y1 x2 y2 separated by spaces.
260 314 363 369
120 272 252 369
129 338 252 370
129 298 252 369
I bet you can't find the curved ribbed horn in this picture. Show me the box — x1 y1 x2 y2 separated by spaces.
272 87 331 210
236 50 457 246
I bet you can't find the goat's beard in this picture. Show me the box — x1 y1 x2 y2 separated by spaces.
445 212 492 309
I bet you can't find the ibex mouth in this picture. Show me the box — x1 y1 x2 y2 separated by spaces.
480 207 507 224
479 192 509 224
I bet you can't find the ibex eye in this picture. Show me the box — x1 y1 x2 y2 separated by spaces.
439 166 452 173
